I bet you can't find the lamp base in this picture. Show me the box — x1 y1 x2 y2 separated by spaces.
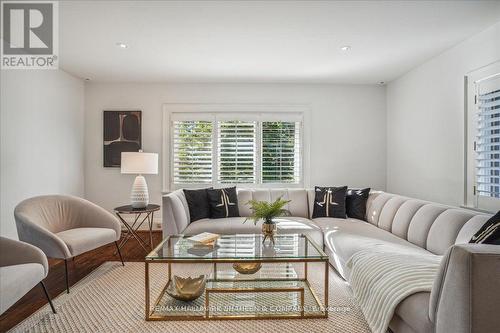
130 175 149 209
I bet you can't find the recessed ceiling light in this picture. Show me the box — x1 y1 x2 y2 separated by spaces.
340 45 351 51
378 81 385 85
116 42 129 49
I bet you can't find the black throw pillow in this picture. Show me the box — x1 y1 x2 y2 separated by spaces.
207 187 240 219
312 186 347 219
470 210 500 245
346 188 371 220
183 188 212 223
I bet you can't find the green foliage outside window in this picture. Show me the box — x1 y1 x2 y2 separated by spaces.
262 121 298 183
173 120 300 185
174 121 212 183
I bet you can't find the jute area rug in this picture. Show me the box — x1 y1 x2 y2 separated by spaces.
10 261 370 333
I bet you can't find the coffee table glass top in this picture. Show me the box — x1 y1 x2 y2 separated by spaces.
146 234 327 261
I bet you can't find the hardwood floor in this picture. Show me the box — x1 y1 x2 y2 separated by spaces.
0 231 163 333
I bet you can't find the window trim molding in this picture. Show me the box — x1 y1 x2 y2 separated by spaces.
162 103 311 192
464 61 500 212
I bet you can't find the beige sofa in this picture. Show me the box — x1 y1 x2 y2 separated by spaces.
164 189 323 247
162 188 500 333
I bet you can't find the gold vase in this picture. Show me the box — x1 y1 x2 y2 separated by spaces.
262 222 277 245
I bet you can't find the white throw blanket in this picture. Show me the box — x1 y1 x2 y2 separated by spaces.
346 244 442 333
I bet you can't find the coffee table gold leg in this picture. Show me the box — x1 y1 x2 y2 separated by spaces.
304 240 308 280
145 262 150 320
324 260 329 317
300 289 305 317
205 290 210 318
168 262 171 282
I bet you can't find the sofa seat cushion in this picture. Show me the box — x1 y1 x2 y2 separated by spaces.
315 217 432 278
183 216 324 248
57 227 117 257
390 292 433 333
0 263 45 314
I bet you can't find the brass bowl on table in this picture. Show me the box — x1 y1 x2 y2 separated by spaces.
166 275 206 301
232 262 262 274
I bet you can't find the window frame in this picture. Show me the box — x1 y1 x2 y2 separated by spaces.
465 61 500 212
162 104 310 192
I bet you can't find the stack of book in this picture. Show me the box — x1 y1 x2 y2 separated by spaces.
186 232 220 247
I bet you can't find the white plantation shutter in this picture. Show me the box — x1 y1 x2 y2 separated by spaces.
217 120 257 183
172 120 213 184
476 79 500 199
168 110 305 189
262 121 301 183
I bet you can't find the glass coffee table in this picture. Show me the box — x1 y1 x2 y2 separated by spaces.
145 234 329 321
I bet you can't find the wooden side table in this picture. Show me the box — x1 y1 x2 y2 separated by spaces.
114 204 160 252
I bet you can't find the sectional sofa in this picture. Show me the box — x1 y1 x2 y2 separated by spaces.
162 188 500 333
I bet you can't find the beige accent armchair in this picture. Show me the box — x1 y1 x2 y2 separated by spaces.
14 195 124 293
0 236 56 314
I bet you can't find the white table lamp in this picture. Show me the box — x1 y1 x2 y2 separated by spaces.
121 151 158 208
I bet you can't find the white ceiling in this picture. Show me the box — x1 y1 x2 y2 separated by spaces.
59 0 500 84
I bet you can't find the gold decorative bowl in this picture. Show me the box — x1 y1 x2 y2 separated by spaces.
166 275 206 301
232 262 262 274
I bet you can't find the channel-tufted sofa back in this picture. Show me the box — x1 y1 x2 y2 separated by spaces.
237 189 309 218
364 192 491 255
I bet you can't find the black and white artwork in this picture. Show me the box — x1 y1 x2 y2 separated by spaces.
103 110 142 167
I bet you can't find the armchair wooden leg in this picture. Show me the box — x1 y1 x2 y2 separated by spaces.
64 259 70 294
115 241 125 266
40 281 56 314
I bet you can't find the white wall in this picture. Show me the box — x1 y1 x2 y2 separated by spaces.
84 83 386 218
0 70 85 239
387 22 500 206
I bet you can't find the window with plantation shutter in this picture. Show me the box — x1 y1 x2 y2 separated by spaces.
172 120 213 184
466 63 500 212
217 120 257 183
167 107 305 190
262 121 301 184
476 85 500 199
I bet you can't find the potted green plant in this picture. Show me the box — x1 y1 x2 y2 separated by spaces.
245 197 291 244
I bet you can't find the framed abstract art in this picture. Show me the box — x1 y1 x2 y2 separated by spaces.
103 110 142 167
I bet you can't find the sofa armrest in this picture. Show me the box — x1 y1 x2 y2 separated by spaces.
429 244 500 333
0 237 49 277
162 190 190 238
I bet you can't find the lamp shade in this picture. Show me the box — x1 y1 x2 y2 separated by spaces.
121 152 158 174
